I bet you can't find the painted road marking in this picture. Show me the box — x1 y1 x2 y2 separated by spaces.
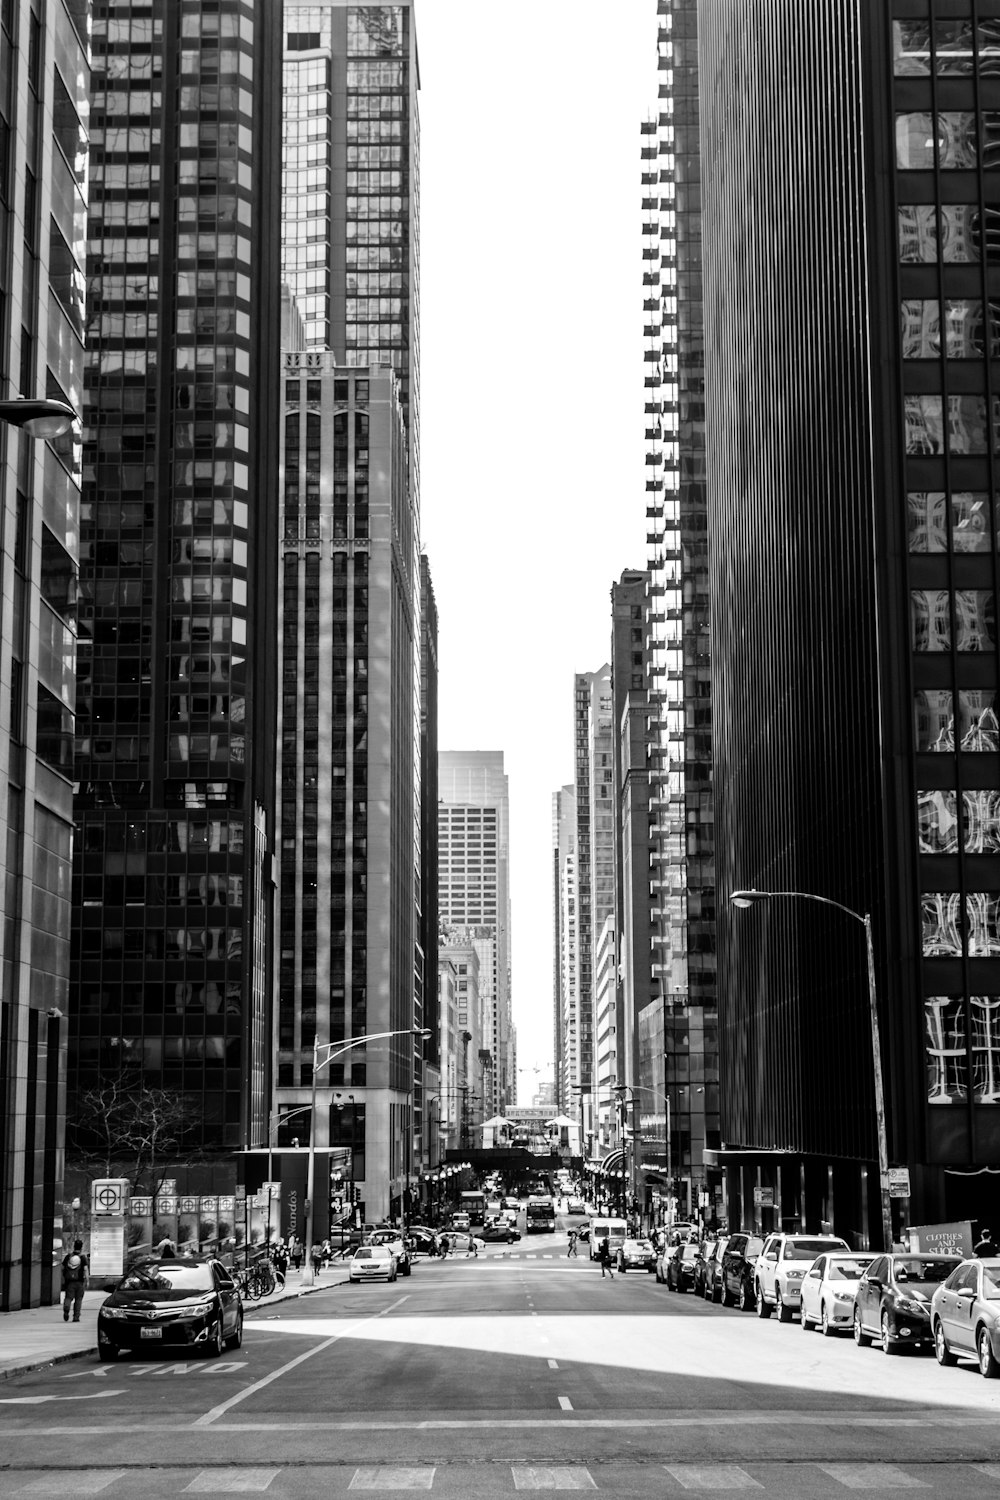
194 1297 407 1427
183 1470 279 1493
664 1467 762 1491
17 1474 126 1495
512 1467 597 1490
558 1396 573 1410
0 1391 124 1405
819 1466 927 1489
547 1359 559 1369
349 1468 435 1490
976 1467 1000 1481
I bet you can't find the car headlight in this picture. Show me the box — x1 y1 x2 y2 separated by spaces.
100 1306 127 1319
785 1269 805 1280
896 1297 928 1317
831 1286 855 1301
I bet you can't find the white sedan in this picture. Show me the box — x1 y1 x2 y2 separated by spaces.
349 1244 398 1283
800 1251 876 1335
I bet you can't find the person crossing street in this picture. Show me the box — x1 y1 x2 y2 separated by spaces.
599 1236 614 1279
567 1229 578 1258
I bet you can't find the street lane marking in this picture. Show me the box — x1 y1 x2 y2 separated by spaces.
184 1470 279 1493
193 1296 408 1428
976 1467 1000 1480
664 1468 762 1491
558 1396 573 1410
349 1468 435 1490
18 1475 126 1495
0 1391 124 1405
819 1466 927 1490
512 1467 596 1490
547 1359 559 1369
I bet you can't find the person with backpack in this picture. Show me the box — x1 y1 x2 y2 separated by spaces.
61 1238 89 1322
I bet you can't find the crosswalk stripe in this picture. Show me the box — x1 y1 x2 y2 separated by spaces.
975 1467 1000 1481
511 1467 597 1490
18 1476 128 1496
183 1471 279 1493
663 1466 762 1491
818 1465 927 1490
349 1468 435 1490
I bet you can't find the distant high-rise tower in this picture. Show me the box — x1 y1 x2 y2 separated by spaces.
552 783 576 1116
0 0 89 1311
438 752 513 1120
69 1 283 1164
573 668 614 1155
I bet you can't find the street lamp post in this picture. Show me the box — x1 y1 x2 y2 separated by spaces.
731 888 893 1253
301 1026 430 1286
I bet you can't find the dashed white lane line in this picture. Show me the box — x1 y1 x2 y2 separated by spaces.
547 1358 559 1369
818 1466 927 1490
349 1468 435 1490
664 1466 762 1491
558 1396 573 1411
512 1468 597 1490
17 1475 127 1496
184 1470 279 1493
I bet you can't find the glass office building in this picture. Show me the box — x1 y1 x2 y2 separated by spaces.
704 1 1000 1240
69 0 282 1159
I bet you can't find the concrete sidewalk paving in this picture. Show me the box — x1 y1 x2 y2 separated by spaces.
0 1264 351 1383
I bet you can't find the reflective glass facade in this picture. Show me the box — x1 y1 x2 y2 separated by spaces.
0 0 88 1310
69 0 282 1155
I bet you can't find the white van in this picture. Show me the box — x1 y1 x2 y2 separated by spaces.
589 1217 627 1261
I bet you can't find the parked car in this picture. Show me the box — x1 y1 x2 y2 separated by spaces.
754 1233 850 1322
799 1252 875 1337
616 1238 656 1273
854 1252 959 1355
702 1236 730 1303
406 1227 442 1258
719 1233 765 1310
693 1239 717 1299
481 1219 521 1244
567 1197 587 1215
931 1256 1000 1376
349 1244 398 1283
576 1222 591 1244
367 1228 412 1276
97 1258 243 1361
665 1242 700 1292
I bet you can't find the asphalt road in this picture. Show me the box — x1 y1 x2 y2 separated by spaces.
2 1223 1000 1497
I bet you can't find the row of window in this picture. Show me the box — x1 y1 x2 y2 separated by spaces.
911 589 995 652
894 19 1000 76
905 394 1000 455
919 789 1000 852
902 299 1000 359
926 994 1000 1103
923 892 1000 955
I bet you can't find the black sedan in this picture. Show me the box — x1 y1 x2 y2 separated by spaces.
97 1258 242 1361
854 1251 961 1355
665 1242 700 1291
481 1220 521 1243
407 1227 442 1257
718 1232 765 1310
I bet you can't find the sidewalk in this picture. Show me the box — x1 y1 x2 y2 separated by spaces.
0 1264 350 1383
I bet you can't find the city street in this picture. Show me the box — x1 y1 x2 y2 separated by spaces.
2 1228 1000 1497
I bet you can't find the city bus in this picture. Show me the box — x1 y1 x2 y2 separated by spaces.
459 1191 485 1226
526 1196 556 1233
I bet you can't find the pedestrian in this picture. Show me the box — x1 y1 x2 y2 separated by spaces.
440 1232 450 1258
271 1241 288 1287
61 1238 89 1322
310 1241 324 1276
567 1229 578 1258
156 1234 176 1258
599 1236 614 1279
975 1227 996 1257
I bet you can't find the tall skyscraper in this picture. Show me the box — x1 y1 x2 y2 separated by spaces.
642 0 719 1226
0 0 89 1311
702 4 1000 1241
418 555 439 1170
552 784 577 1115
277 1 422 1226
573 667 614 1155
69 1 283 1170
438 752 513 1119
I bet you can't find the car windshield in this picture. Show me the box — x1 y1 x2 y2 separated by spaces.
893 1257 957 1284
785 1239 846 1261
354 1248 378 1261
827 1258 873 1281
625 1241 651 1252
681 1246 698 1261
119 1264 214 1292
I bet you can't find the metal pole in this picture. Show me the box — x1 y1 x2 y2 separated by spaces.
265 1113 274 1248
865 915 894 1253
302 1037 320 1287
666 1094 671 1226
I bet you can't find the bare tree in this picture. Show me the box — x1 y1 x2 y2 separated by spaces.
68 1074 200 1200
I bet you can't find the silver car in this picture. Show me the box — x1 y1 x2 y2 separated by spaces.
930 1256 1000 1376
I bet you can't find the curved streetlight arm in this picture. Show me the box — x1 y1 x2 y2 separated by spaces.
729 888 893 1252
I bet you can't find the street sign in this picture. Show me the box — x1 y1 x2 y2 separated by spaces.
753 1187 774 1207
90 1216 125 1277
91 1179 129 1216
886 1167 911 1199
262 1181 280 1197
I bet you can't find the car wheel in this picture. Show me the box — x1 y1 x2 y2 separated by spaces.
800 1305 813 1331
739 1280 754 1313
934 1319 957 1367
224 1308 244 1351
979 1327 1000 1379
777 1298 793 1324
721 1280 734 1308
881 1312 900 1356
821 1303 836 1337
98 1343 118 1363
204 1319 224 1358
403 1262 411 1277
755 1285 772 1318
853 1308 871 1347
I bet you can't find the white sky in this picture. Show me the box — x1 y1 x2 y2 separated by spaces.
417 2 659 1098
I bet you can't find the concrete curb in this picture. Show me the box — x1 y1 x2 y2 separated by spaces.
0 1275 352 1383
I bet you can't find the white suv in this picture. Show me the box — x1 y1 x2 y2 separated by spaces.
754 1233 849 1322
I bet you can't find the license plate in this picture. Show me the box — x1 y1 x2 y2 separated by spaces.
140 1326 162 1339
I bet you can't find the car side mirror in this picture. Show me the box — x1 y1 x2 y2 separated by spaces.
958 1286 976 1300
868 1279 882 1291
